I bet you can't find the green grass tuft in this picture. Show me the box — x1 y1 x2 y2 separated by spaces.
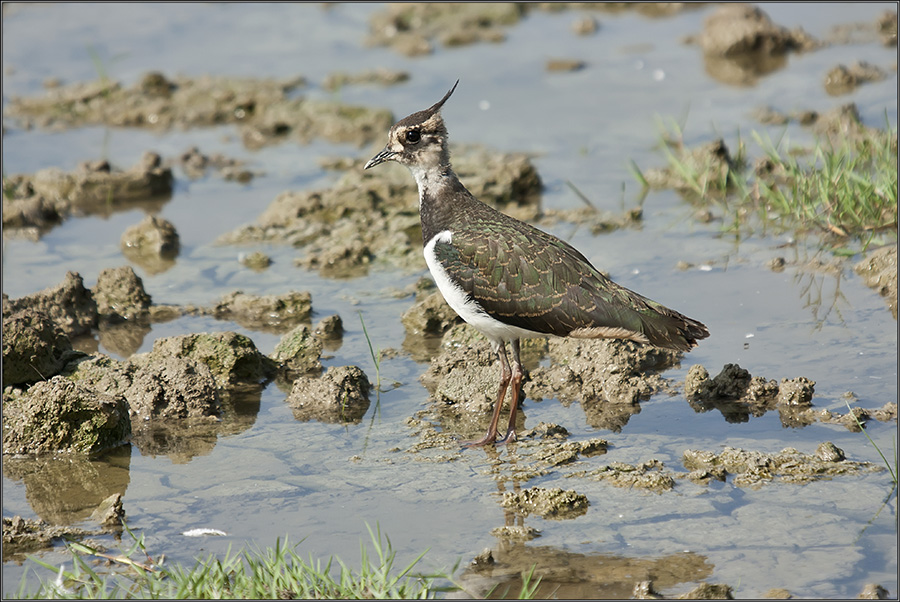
15 523 463 599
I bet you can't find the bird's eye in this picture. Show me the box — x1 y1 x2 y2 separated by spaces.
405 130 421 143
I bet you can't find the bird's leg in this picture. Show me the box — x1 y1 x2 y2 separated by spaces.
463 341 511 448
497 339 524 445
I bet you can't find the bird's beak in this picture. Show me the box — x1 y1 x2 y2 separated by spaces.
364 147 396 170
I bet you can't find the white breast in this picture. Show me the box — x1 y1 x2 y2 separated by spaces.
423 230 547 347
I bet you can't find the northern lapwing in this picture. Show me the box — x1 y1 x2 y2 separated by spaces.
365 81 709 446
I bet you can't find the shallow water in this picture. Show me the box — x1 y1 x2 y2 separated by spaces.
2 3 897 598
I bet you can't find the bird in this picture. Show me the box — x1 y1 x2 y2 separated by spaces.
364 81 709 447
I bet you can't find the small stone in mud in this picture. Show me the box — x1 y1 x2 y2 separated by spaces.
3 271 97 337
633 581 664 600
546 58 586 72
767 256 786 271
2 309 73 386
240 251 272 271
271 324 323 375
470 548 495 569
94 266 152 321
121 215 180 273
815 441 845 463
854 245 897 318
500 486 589 520
775 376 815 407
286 365 371 424
677 582 734 599
2 376 131 454
572 15 599 36
858 583 890 599
523 422 570 440
313 314 343 340
488 525 541 541
90 492 125 528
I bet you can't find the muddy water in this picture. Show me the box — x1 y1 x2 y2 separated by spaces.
3 3 897 599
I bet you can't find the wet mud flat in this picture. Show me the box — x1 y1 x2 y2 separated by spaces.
3 2 898 599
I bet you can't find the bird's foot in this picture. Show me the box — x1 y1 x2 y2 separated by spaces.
461 431 498 448
496 428 517 446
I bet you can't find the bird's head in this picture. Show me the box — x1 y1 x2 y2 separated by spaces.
364 80 458 172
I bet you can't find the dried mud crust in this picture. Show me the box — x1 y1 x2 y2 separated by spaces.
3 73 392 149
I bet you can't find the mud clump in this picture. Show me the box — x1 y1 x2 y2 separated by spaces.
690 4 818 85
527 337 682 432
2 309 74 386
2 516 92 561
682 444 882 487
2 376 131 455
173 146 256 183
500 486 589 520
525 437 609 470
286 365 371 424
824 61 887 96
212 290 312 332
91 492 125 528
684 364 821 428
270 324 324 376
401 289 461 338
677 583 735 600
76 353 221 421
3 271 97 337
94 266 152 322
570 459 676 493
240 251 272 271
420 338 505 436
2 153 173 238
143 332 275 388
854 244 897 318
120 215 180 274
